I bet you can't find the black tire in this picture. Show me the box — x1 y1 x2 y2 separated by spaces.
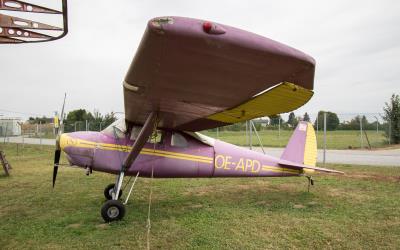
104 183 123 200
101 200 126 222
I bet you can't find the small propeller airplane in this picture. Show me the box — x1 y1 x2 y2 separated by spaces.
52 16 344 222
1 8 343 222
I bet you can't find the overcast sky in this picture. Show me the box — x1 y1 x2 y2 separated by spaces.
1 0 399 121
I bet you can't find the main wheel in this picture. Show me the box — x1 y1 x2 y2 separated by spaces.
104 183 123 200
101 200 126 222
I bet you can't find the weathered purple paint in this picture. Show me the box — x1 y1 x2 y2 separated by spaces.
61 130 299 178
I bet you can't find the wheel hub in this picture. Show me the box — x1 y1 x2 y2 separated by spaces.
107 206 120 218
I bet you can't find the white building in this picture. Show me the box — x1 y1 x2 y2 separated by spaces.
0 118 22 136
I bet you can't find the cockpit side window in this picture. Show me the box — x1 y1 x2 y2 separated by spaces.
171 132 188 148
102 118 165 144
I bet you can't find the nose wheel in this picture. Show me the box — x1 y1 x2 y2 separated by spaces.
101 200 126 222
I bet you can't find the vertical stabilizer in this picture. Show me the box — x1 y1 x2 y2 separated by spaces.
280 121 317 166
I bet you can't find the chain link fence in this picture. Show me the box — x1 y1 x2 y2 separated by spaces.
0 113 397 151
202 112 393 150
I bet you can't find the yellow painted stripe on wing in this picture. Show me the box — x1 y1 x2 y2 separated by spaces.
303 123 317 166
207 82 313 123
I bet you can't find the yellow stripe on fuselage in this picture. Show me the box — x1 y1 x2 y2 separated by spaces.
60 135 213 164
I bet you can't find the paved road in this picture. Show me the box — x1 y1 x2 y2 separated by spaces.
251 147 400 167
1 136 55 146
1 136 399 166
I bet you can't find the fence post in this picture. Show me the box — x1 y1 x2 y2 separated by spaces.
3 122 8 144
360 117 363 149
216 127 219 139
323 112 327 166
374 116 379 134
388 120 391 145
22 134 24 156
245 121 248 146
39 121 42 150
278 117 281 146
249 120 252 150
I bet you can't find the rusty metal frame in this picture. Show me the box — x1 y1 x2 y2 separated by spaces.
0 0 68 44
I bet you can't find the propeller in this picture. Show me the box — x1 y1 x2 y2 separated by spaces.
53 93 66 188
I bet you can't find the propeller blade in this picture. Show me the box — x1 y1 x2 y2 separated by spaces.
53 149 61 188
53 93 66 188
60 93 66 133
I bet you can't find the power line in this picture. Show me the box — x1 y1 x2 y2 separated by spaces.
0 109 49 117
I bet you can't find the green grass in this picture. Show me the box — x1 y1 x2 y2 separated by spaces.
202 130 388 149
1 143 399 249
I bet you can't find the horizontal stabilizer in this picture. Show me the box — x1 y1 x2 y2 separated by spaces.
278 159 344 174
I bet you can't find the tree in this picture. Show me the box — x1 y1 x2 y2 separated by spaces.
303 112 310 122
64 109 116 132
287 112 297 128
314 111 340 131
383 94 400 144
268 114 282 126
28 116 52 124
103 112 117 129
66 109 94 123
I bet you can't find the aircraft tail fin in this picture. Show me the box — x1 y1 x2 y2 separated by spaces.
280 121 317 167
279 121 343 174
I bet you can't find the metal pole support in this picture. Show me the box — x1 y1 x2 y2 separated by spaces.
323 112 327 166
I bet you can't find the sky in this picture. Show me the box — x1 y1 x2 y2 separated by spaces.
1 0 399 122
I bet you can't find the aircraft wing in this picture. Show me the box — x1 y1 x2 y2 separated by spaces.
124 16 315 131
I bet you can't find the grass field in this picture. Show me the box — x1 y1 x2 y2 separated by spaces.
1 144 399 249
202 130 388 149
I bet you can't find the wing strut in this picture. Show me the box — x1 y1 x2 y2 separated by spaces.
101 111 158 222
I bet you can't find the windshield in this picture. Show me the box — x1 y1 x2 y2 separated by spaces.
101 118 127 138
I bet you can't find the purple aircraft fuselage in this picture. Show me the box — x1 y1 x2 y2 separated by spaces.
60 128 302 179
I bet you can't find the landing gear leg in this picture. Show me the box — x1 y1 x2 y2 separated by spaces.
306 176 314 192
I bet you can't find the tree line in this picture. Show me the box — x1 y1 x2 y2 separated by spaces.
28 109 117 132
